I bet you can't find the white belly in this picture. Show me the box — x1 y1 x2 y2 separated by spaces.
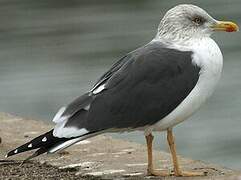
146 37 223 134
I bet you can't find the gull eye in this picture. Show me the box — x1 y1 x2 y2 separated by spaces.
192 16 204 25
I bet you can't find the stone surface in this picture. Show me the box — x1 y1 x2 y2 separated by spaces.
0 113 241 179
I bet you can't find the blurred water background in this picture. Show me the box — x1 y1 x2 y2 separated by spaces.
0 0 241 169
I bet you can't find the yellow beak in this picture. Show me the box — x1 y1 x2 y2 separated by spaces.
211 21 239 32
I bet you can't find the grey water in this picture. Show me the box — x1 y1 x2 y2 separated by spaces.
0 0 241 170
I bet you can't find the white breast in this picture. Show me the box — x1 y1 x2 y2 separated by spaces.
146 37 223 133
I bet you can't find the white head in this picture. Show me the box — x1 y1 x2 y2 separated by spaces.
157 4 238 43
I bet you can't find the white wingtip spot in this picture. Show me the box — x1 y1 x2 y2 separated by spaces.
28 143 33 148
5 154 8 158
42 137 47 142
53 106 66 123
14 149 18 154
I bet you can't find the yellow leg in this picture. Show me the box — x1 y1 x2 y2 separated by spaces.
167 128 204 176
145 134 169 176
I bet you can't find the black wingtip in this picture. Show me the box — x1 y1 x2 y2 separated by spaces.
6 148 20 158
6 142 34 157
6 129 70 161
6 130 55 158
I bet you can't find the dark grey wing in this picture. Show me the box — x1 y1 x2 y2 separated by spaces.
63 41 200 133
91 54 129 91
54 53 131 121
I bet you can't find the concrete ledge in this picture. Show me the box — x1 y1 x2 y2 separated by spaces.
0 113 241 179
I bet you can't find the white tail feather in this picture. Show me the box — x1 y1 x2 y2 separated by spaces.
48 132 98 153
48 137 83 153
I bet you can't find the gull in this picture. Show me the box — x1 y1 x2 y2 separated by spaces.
6 4 238 177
